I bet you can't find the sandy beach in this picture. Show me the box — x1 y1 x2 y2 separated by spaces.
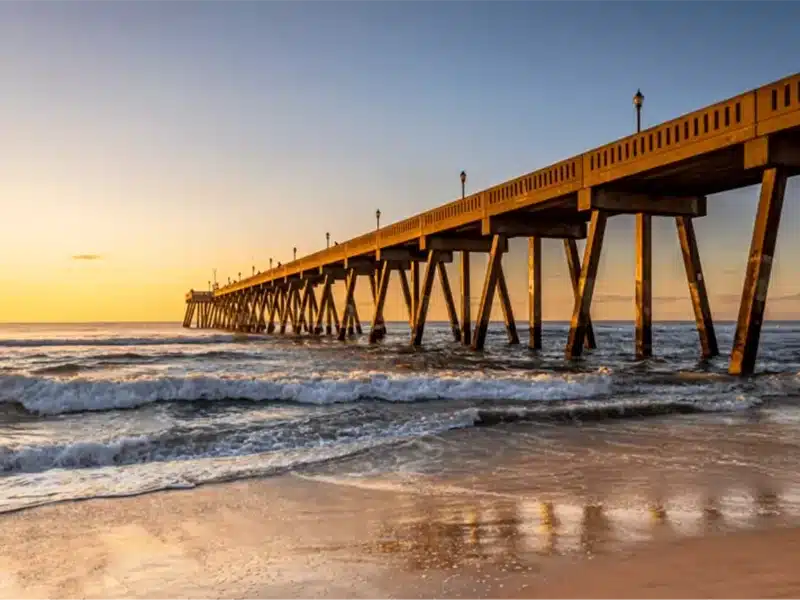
5 322 800 598
2 467 800 599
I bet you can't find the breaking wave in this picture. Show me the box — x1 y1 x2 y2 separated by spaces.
0 370 612 415
0 395 762 478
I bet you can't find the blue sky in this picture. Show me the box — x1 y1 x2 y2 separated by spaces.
1 1 798 321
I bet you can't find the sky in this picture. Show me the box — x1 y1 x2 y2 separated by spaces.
1 1 799 323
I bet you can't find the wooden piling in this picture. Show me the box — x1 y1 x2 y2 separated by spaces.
496 265 519 344
563 239 596 349
460 251 471 346
398 269 414 326
635 213 653 359
410 262 420 330
437 262 461 342
369 263 392 343
566 210 607 358
412 251 439 346
729 167 788 376
337 271 357 341
676 216 718 359
472 235 506 351
528 237 542 350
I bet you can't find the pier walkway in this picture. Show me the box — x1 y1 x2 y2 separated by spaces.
184 72 800 376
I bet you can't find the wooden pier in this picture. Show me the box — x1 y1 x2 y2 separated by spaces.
184 72 800 376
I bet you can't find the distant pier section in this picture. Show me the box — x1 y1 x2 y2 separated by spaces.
183 291 214 329
184 71 800 376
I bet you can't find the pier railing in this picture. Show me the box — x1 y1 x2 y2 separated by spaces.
217 72 799 297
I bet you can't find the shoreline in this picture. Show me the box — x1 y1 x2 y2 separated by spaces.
2 471 800 598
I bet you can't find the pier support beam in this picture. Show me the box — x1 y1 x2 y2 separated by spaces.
314 275 334 335
308 285 319 333
676 217 718 359
369 262 392 343
412 251 440 346
460 252 471 346
398 269 414 326
564 240 596 349
437 262 461 342
472 234 514 351
496 263 519 345
729 167 788 376
369 270 386 337
338 270 358 341
297 281 312 333
410 261 420 331
635 213 653 359
267 289 280 333
566 210 608 358
279 288 296 334
528 237 542 350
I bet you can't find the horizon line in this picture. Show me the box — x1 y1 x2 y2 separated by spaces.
3 319 800 326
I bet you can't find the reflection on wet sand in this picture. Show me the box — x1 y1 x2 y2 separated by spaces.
366 479 796 572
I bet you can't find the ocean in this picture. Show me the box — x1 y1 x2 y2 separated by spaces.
2 320 800 531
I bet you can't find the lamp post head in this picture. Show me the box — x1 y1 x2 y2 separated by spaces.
375 209 381 227
633 89 644 108
460 170 467 185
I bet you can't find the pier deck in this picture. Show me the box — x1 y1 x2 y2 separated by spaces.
185 72 800 375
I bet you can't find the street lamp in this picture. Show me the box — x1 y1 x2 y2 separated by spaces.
293 247 297 261
252 265 255 276
228 277 231 285
326 232 330 249
208 280 211 291
633 89 644 133
460 170 467 199
375 209 381 230
270 258 273 270
238 271 241 281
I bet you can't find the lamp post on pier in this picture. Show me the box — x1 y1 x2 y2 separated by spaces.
270 258 273 270
460 170 466 200
633 89 644 133
238 271 241 281
252 265 255 276
208 280 211 292
375 209 381 230
293 247 297 261
326 232 330 249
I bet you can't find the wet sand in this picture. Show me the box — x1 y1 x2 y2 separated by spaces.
520 525 800 598
5 410 800 598
1 471 800 599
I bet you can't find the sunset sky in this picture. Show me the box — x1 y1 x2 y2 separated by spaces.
1 1 799 323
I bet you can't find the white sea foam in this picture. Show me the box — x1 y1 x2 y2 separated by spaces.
0 334 237 348
0 370 612 415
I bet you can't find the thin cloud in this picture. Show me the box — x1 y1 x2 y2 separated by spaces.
72 254 103 261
